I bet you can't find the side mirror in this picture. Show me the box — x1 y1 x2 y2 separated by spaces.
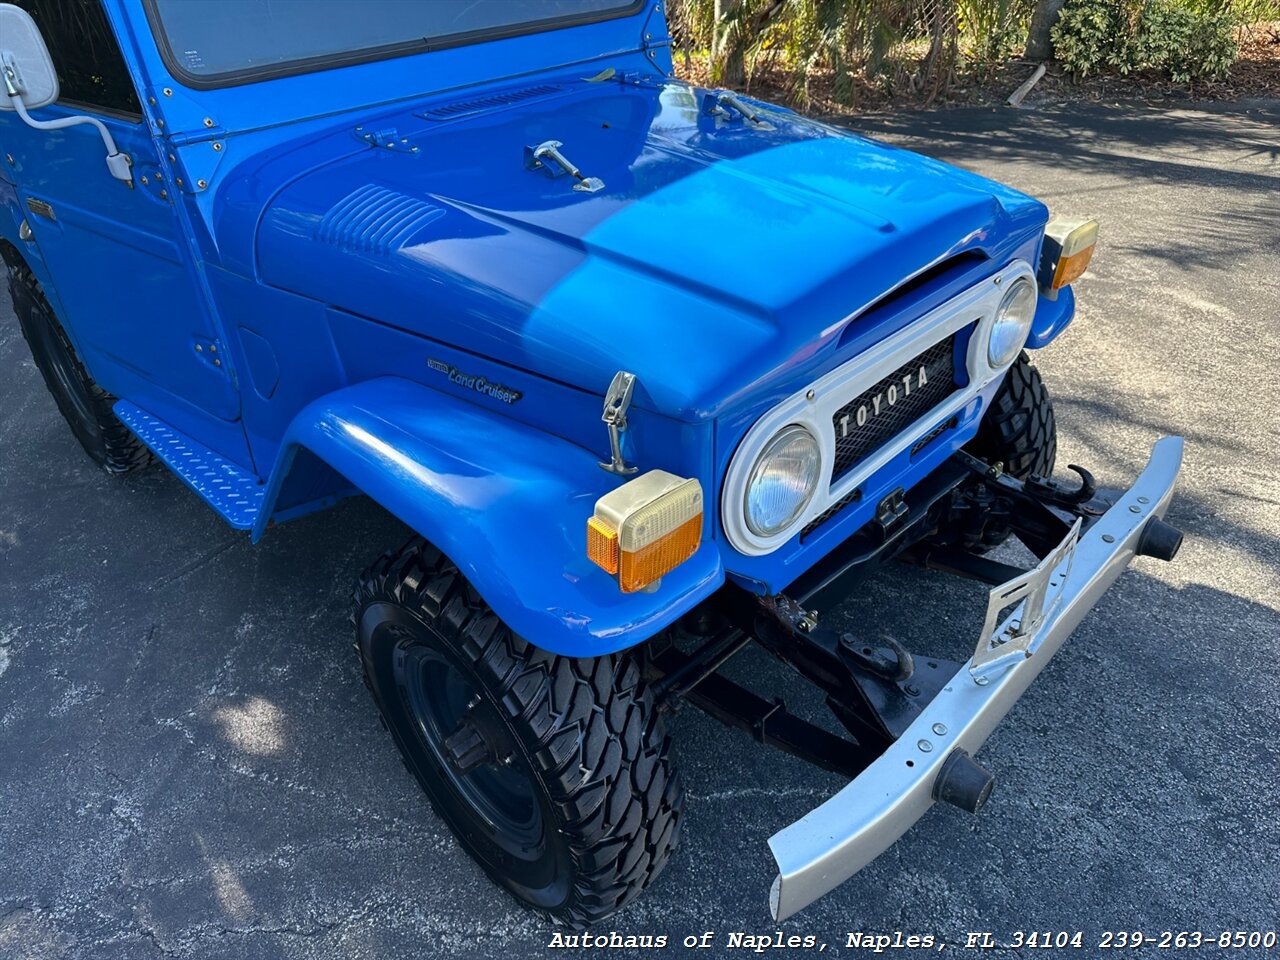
0 3 132 185
0 3 57 109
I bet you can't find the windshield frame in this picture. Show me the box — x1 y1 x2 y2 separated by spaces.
141 0 646 90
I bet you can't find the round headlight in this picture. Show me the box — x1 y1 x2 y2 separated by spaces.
745 425 821 537
987 277 1037 368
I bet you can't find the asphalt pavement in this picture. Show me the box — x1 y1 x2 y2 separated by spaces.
1 99 1278 959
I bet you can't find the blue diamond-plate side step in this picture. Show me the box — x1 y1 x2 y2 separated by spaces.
114 401 265 530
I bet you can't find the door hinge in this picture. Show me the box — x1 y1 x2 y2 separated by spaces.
193 337 228 374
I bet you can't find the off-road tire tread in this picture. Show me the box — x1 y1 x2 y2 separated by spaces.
352 537 684 928
8 261 151 473
969 352 1056 480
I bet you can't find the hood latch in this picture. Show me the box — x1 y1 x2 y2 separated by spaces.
599 371 639 476
525 140 604 193
702 90 768 126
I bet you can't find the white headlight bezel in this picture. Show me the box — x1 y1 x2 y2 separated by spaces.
721 259 1038 557
743 424 822 538
986 277 1037 368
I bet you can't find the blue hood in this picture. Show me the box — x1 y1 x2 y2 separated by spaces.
256 79 1047 420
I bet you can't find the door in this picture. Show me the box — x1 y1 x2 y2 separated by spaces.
0 0 240 425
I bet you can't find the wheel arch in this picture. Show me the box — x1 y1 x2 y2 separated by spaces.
0 181 60 302
0 237 22 269
0 204 82 361
257 376 724 657
0 235 57 299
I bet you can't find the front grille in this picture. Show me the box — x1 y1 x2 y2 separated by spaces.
801 487 863 541
910 415 959 456
830 334 959 481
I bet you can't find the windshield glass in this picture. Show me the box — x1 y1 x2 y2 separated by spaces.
149 0 641 82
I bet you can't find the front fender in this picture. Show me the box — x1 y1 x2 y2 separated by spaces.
255 377 724 657
1027 285 1075 350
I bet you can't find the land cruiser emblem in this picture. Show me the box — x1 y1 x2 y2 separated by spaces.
838 364 928 437
427 357 523 404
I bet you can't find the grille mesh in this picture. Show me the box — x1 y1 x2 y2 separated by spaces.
910 415 959 456
801 487 863 541
829 334 959 480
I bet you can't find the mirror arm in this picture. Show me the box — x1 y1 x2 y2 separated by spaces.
2 62 132 185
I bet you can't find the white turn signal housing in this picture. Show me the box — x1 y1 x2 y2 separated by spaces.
587 471 703 593
1039 216 1099 296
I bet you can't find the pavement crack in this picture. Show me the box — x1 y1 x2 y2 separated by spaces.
0 901 47 924
152 538 243 590
136 924 179 958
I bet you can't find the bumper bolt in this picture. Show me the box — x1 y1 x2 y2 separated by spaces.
917 739 933 752
932 723 948 736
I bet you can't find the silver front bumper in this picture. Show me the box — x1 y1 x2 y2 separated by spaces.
767 436 1185 921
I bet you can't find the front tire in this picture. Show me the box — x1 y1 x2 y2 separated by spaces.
7 260 150 473
967 351 1056 480
352 538 684 927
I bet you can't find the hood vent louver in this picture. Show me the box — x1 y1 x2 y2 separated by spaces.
418 84 563 121
316 184 444 255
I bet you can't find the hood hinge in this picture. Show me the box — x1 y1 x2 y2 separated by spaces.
641 2 675 75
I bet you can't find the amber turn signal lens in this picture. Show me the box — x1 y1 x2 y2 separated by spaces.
1039 216 1099 292
587 516 619 575
1052 244 1095 289
587 471 703 593
619 514 701 593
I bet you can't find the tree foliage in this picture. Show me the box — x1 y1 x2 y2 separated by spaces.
669 0 1246 102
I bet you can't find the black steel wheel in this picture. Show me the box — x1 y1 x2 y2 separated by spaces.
353 537 684 927
7 260 150 473
967 351 1057 480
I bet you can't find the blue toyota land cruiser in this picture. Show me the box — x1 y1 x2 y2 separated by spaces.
0 0 1185 927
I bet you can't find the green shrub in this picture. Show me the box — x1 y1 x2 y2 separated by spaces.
1052 0 1238 82
1136 0 1237 81
1050 0 1135 76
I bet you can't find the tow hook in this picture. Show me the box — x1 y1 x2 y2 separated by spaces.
1025 463 1096 507
838 632 914 682
933 749 996 813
